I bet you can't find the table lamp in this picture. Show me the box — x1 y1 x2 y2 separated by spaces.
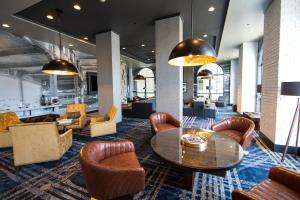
281 82 300 162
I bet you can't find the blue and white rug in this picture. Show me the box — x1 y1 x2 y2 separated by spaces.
0 111 299 200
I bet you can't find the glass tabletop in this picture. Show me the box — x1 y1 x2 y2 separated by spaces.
151 128 244 171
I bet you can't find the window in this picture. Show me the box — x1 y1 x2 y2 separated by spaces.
197 63 224 101
135 68 155 98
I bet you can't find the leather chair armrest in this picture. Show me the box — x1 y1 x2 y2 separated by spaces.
79 114 87 127
232 189 256 200
268 166 300 193
211 119 229 132
241 123 255 149
167 115 181 128
106 140 135 156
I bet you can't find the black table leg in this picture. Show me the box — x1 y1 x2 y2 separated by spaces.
184 169 195 191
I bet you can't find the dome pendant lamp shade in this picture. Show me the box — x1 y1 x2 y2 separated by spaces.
197 69 213 79
42 32 79 76
134 74 146 80
168 0 217 67
42 59 79 75
168 38 217 66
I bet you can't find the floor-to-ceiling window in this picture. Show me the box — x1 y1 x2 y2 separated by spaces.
196 63 224 101
135 68 155 98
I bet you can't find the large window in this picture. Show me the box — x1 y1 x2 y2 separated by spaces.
197 63 224 101
135 68 155 98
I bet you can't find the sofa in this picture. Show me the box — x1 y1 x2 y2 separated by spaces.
57 104 87 129
79 140 145 200
9 122 72 166
211 117 255 149
183 100 204 117
232 166 300 200
123 99 156 119
215 96 225 107
0 112 22 148
90 105 117 137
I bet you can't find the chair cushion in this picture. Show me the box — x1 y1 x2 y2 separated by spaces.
156 123 177 133
248 178 300 200
100 152 141 169
67 112 81 119
218 130 243 143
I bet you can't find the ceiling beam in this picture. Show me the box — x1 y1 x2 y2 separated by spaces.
0 46 44 57
0 61 46 69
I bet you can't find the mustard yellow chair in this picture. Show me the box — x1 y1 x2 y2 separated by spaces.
9 122 72 166
57 104 87 130
0 112 21 148
90 105 117 137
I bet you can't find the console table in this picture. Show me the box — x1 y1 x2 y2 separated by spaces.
243 112 261 131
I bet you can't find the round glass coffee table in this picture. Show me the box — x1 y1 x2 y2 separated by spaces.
151 128 244 190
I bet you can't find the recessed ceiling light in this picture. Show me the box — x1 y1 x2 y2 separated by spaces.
249 30 254 33
141 44 145 47
73 4 81 10
122 47 126 50
147 58 150 61
203 34 208 38
152 50 155 53
2 24 10 28
208 6 215 12
47 14 54 20
99 0 106 2
83 37 88 40
68 44 74 47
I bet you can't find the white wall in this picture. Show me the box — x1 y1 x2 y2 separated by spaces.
0 75 41 108
230 59 238 105
261 0 300 145
237 42 258 114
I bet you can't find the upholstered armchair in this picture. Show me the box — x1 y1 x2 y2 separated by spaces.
0 112 21 148
211 117 255 149
150 112 181 135
232 167 300 200
9 122 72 166
79 140 145 200
57 104 87 129
90 105 117 137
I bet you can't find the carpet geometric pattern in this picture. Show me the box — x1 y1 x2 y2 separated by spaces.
0 110 299 200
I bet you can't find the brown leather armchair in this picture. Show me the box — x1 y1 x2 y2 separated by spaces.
79 140 145 200
211 117 255 149
232 167 300 200
150 112 181 135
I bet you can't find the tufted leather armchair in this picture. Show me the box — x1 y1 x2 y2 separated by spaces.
79 140 145 200
150 112 181 135
211 117 255 149
232 167 300 200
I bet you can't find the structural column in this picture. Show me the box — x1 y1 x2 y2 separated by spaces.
261 0 300 148
128 66 134 99
230 59 238 105
183 67 194 103
155 15 183 121
96 31 122 123
236 42 258 114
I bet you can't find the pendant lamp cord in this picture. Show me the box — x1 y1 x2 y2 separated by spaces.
191 0 193 38
59 31 62 59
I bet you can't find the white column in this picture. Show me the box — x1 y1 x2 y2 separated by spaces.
230 59 238 105
261 0 300 146
155 16 183 121
128 66 134 99
236 42 258 114
49 75 57 97
96 31 122 123
183 67 194 103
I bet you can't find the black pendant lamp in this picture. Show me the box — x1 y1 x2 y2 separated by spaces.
168 0 217 67
197 69 213 79
42 32 79 75
134 74 146 80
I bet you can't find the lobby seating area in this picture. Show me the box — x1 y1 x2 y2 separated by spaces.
0 0 300 199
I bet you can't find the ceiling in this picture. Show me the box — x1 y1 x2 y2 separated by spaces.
218 0 272 61
15 0 229 64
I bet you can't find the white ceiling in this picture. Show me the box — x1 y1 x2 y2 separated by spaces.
0 0 96 55
218 0 272 62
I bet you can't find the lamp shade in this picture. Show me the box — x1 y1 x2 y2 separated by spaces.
197 69 213 79
281 82 300 96
134 74 145 80
168 38 217 67
42 59 79 75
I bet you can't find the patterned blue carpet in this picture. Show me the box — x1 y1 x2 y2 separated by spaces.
0 109 299 200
